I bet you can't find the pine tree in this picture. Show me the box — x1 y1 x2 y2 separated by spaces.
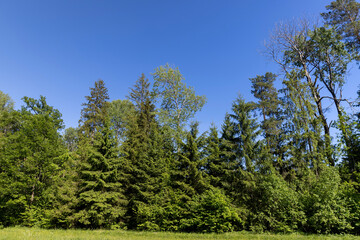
322 0 360 57
250 73 283 160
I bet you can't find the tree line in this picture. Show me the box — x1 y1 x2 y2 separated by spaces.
1 0 360 234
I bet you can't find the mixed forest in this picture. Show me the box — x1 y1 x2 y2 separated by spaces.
2 0 360 234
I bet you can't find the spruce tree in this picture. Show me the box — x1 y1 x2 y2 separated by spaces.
122 74 170 229
204 124 224 188
79 79 109 140
219 96 261 206
74 116 126 228
172 122 209 197
74 80 126 229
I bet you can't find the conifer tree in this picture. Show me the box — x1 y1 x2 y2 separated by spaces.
229 96 261 173
79 79 109 140
220 96 261 206
172 122 209 198
74 80 126 228
205 124 224 188
322 0 360 57
122 74 170 229
250 73 282 159
74 117 126 228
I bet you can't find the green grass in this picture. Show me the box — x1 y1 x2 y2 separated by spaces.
0 228 359 240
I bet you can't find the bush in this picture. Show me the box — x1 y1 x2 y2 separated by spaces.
302 166 353 234
249 172 305 233
180 188 243 233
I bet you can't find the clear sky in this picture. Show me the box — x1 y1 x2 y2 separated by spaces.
0 0 358 133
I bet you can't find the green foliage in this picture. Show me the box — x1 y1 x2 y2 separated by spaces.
74 81 126 229
0 96 66 227
152 64 206 142
63 127 79 152
79 79 109 140
249 172 305 233
250 73 282 151
108 99 135 142
280 71 327 179
302 166 353 234
0 90 14 114
2 4 360 231
322 0 360 57
180 189 243 233
122 74 170 230
173 122 209 196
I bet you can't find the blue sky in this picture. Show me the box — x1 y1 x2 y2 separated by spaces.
0 0 358 133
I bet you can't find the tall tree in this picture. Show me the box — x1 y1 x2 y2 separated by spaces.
152 64 206 145
221 96 261 206
308 27 352 145
266 19 331 150
74 117 126 229
74 80 126 228
266 20 352 165
229 96 261 173
0 96 66 226
322 0 360 57
250 72 282 158
281 71 327 179
79 79 109 140
122 74 170 229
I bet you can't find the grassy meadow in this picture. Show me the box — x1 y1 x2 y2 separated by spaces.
0 228 360 240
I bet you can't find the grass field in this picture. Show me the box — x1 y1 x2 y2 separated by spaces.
1 228 360 240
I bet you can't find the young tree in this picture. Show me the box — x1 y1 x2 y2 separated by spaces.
220 96 262 206
172 122 209 197
229 96 261 173
205 124 225 188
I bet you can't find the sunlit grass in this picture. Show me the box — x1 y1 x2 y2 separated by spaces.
0 227 359 240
